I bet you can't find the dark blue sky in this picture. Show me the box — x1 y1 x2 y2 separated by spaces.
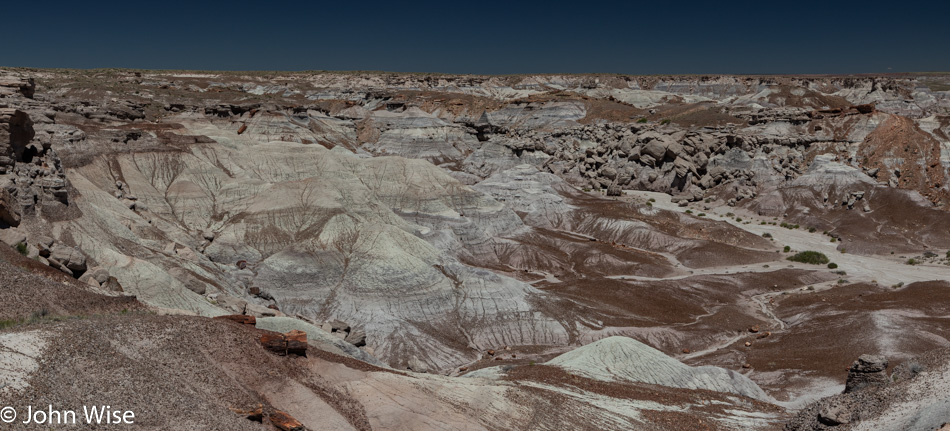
4 0 949 74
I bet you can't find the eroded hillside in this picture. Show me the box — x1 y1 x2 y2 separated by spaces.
1 69 949 430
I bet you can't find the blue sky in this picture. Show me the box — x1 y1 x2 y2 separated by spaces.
3 0 948 74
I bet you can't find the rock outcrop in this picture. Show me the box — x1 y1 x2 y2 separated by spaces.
845 354 889 393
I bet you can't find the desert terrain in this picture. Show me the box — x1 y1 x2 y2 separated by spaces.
0 69 948 430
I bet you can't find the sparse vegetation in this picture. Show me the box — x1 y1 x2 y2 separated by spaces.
660 118 671 125
783 245 791 252
787 251 830 265
15 242 27 255
636 118 648 123
762 233 772 238
808 227 816 233
906 258 918 265
685 209 693 214
827 262 838 269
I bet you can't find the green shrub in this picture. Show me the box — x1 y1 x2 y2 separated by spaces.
762 233 772 238
660 119 671 125
906 258 918 265
827 262 838 269
636 118 648 123
809 227 816 233
787 251 830 265
830 237 836 243
685 210 693 214
15 242 27 255
783 245 791 252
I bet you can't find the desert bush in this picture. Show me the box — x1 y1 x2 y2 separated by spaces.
783 245 791 252
787 251 830 265
15 243 27 255
906 258 918 265
762 233 772 238
827 262 838 269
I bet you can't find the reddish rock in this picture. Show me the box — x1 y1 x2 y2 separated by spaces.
748 325 760 333
852 104 875 114
756 331 771 339
237 123 248 135
260 330 308 357
260 331 287 354
214 314 257 325
229 404 263 422
285 330 307 356
270 410 305 431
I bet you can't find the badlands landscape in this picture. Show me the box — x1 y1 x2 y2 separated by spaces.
0 69 949 430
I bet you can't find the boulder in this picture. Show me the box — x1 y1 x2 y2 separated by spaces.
329 320 350 333
49 244 87 272
77 272 101 287
606 182 622 196
673 157 693 178
47 258 73 276
101 276 123 292
641 139 667 161
0 188 20 227
344 329 366 347
818 399 852 426
0 227 26 247
0 77 35 98
89 267 111 285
